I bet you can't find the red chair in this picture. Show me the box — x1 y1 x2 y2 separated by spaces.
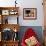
21 28 41 46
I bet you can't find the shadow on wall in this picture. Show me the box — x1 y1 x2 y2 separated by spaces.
18 26 44 45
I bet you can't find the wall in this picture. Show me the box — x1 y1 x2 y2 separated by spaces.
0 0 44 26
18 0 44 26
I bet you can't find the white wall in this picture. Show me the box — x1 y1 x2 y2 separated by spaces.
0 0 44 26
18 0 44 26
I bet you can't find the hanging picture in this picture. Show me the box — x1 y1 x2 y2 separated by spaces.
2 10 9 15
23 8 37 20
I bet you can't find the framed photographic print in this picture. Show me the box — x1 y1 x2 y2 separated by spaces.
23 8 37 20
2 10 9 15
8 16 18 24
9 10 18 15
2 16 8 24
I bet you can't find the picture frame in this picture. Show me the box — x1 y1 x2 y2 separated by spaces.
8 16 18 24
23 8 37 20
9 10 18 15
2 16 18 24
2 16 8 24
2 10 9 15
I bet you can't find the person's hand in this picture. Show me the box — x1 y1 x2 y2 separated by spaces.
25 36 38 46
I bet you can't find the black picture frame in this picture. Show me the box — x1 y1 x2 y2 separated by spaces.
23 8 37 20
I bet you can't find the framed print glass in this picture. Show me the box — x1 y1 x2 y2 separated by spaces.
8 16 18 24
1 28 13 41
2 10 9 15
2 16 8 24
9 9 18 15
23 8 37 20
